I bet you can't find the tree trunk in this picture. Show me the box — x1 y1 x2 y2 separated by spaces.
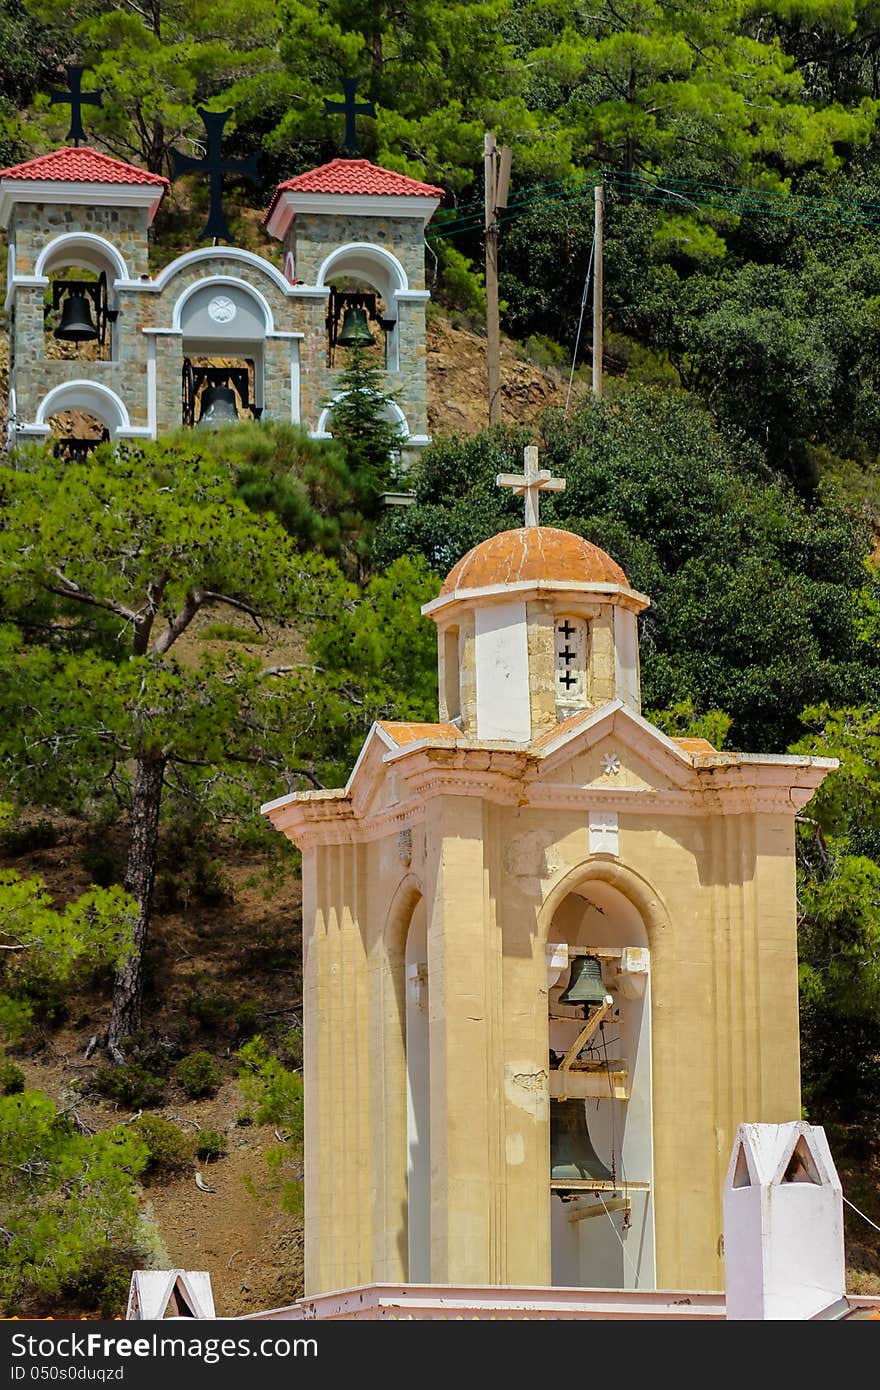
107 754 166 1061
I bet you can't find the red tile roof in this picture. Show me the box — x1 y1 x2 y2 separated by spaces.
265 158 442 228
274 158 442 199
0 146 169 189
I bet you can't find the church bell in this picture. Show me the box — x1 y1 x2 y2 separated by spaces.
54 291 99 342
336 305 375 347
558 954 608 1007
551 1100 615 1183
196 384 239 427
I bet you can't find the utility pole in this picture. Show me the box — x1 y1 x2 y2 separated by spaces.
592 181 605 397
484 132 511 425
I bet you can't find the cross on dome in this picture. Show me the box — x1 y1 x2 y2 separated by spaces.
496 446 566 527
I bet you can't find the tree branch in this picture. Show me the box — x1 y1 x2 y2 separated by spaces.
46 571 137 625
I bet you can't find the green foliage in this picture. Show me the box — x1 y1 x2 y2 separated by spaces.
237 1035 303 1216
237 1035 302 1134
94 1063 167 1110
0 818 59 856
200 622 267 645
0 1058 25 1095
790 702 880 1122
327 343 406 518
0 1089 149 1311
130 1114 193 1177
79 840 123 888
174 1050 223 1098
234 1001 260 1039
185 989 232 1032
195 1128 228 1161
0 871 136 1043
647 699 733 750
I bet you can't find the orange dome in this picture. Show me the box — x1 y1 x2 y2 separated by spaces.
440 527 629 595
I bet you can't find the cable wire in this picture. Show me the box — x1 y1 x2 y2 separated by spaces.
564 231 595 415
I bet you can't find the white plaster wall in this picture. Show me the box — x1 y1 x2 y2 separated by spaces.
614 609 641 711
475 602 531 741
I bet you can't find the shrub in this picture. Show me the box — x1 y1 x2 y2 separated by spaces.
235 1110 254 1127
200 622 266 645
0 818 59 856
174 1051 223 1099
194 1128 228 1161
234 1001 260 1039
185 991 231 1032
79 843 122 887
93 1062 166 1110
0 1058 25 1095
191 858 233 905
130 1115 193 1177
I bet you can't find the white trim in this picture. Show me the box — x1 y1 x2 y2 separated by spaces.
146 336 157 438
34 231 130 281
171 276 274 334
118 246 295 298
141 327 183 336
266 190 440 240
315 241 409 294
422 578 651 619
290 341 301 425
314 394 410 440
34 379 132 434
266 331 305 340
395 290 431 302
4 273 49 312
0 178 164 229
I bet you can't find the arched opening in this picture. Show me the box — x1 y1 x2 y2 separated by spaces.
39 235 125 367
442 625 461 723
317 244 406 373
404 897 430 1281
314 395 409 446
36 382 130 454
546 877 655 1290
176 279 270 427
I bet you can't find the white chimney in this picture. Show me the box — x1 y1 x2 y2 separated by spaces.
723 1121 845 1320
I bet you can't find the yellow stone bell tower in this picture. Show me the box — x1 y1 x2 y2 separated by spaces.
262 448 835 1296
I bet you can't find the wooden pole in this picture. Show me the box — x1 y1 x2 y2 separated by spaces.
484 132 502 425
592 181 604 398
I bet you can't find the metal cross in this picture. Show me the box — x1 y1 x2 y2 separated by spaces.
171 109 260 242
496 446 566 527
323 78 376 155
49 65 103 147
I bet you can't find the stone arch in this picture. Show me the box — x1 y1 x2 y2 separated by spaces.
315 394 409 441
172 276 275 335
315 242 409 298
316 243 407 371
537 856 670 949
35 380 131 437
36 231 129 282
152 245 293 298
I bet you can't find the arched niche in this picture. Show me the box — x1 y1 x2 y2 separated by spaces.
314 395 409 445
35 232 130 283
316 243 407 371
174 278 272 425
36 380 131 440
39 234 124 365
540 863 659 1292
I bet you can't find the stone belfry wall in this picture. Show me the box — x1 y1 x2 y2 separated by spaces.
2 150 441 452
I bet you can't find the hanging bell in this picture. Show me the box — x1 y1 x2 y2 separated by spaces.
557 954 608 1007
54 291 98 342
337 305 375 347
196 384 239 428
551 1100 615 1183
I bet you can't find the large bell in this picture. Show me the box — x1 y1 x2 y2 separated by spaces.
337 305 375 347
558 954 608 1007
196 384 239 428
54 292 98 342
551 1100 615 1183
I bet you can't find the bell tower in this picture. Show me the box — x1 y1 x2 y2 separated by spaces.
263 447 836 1299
